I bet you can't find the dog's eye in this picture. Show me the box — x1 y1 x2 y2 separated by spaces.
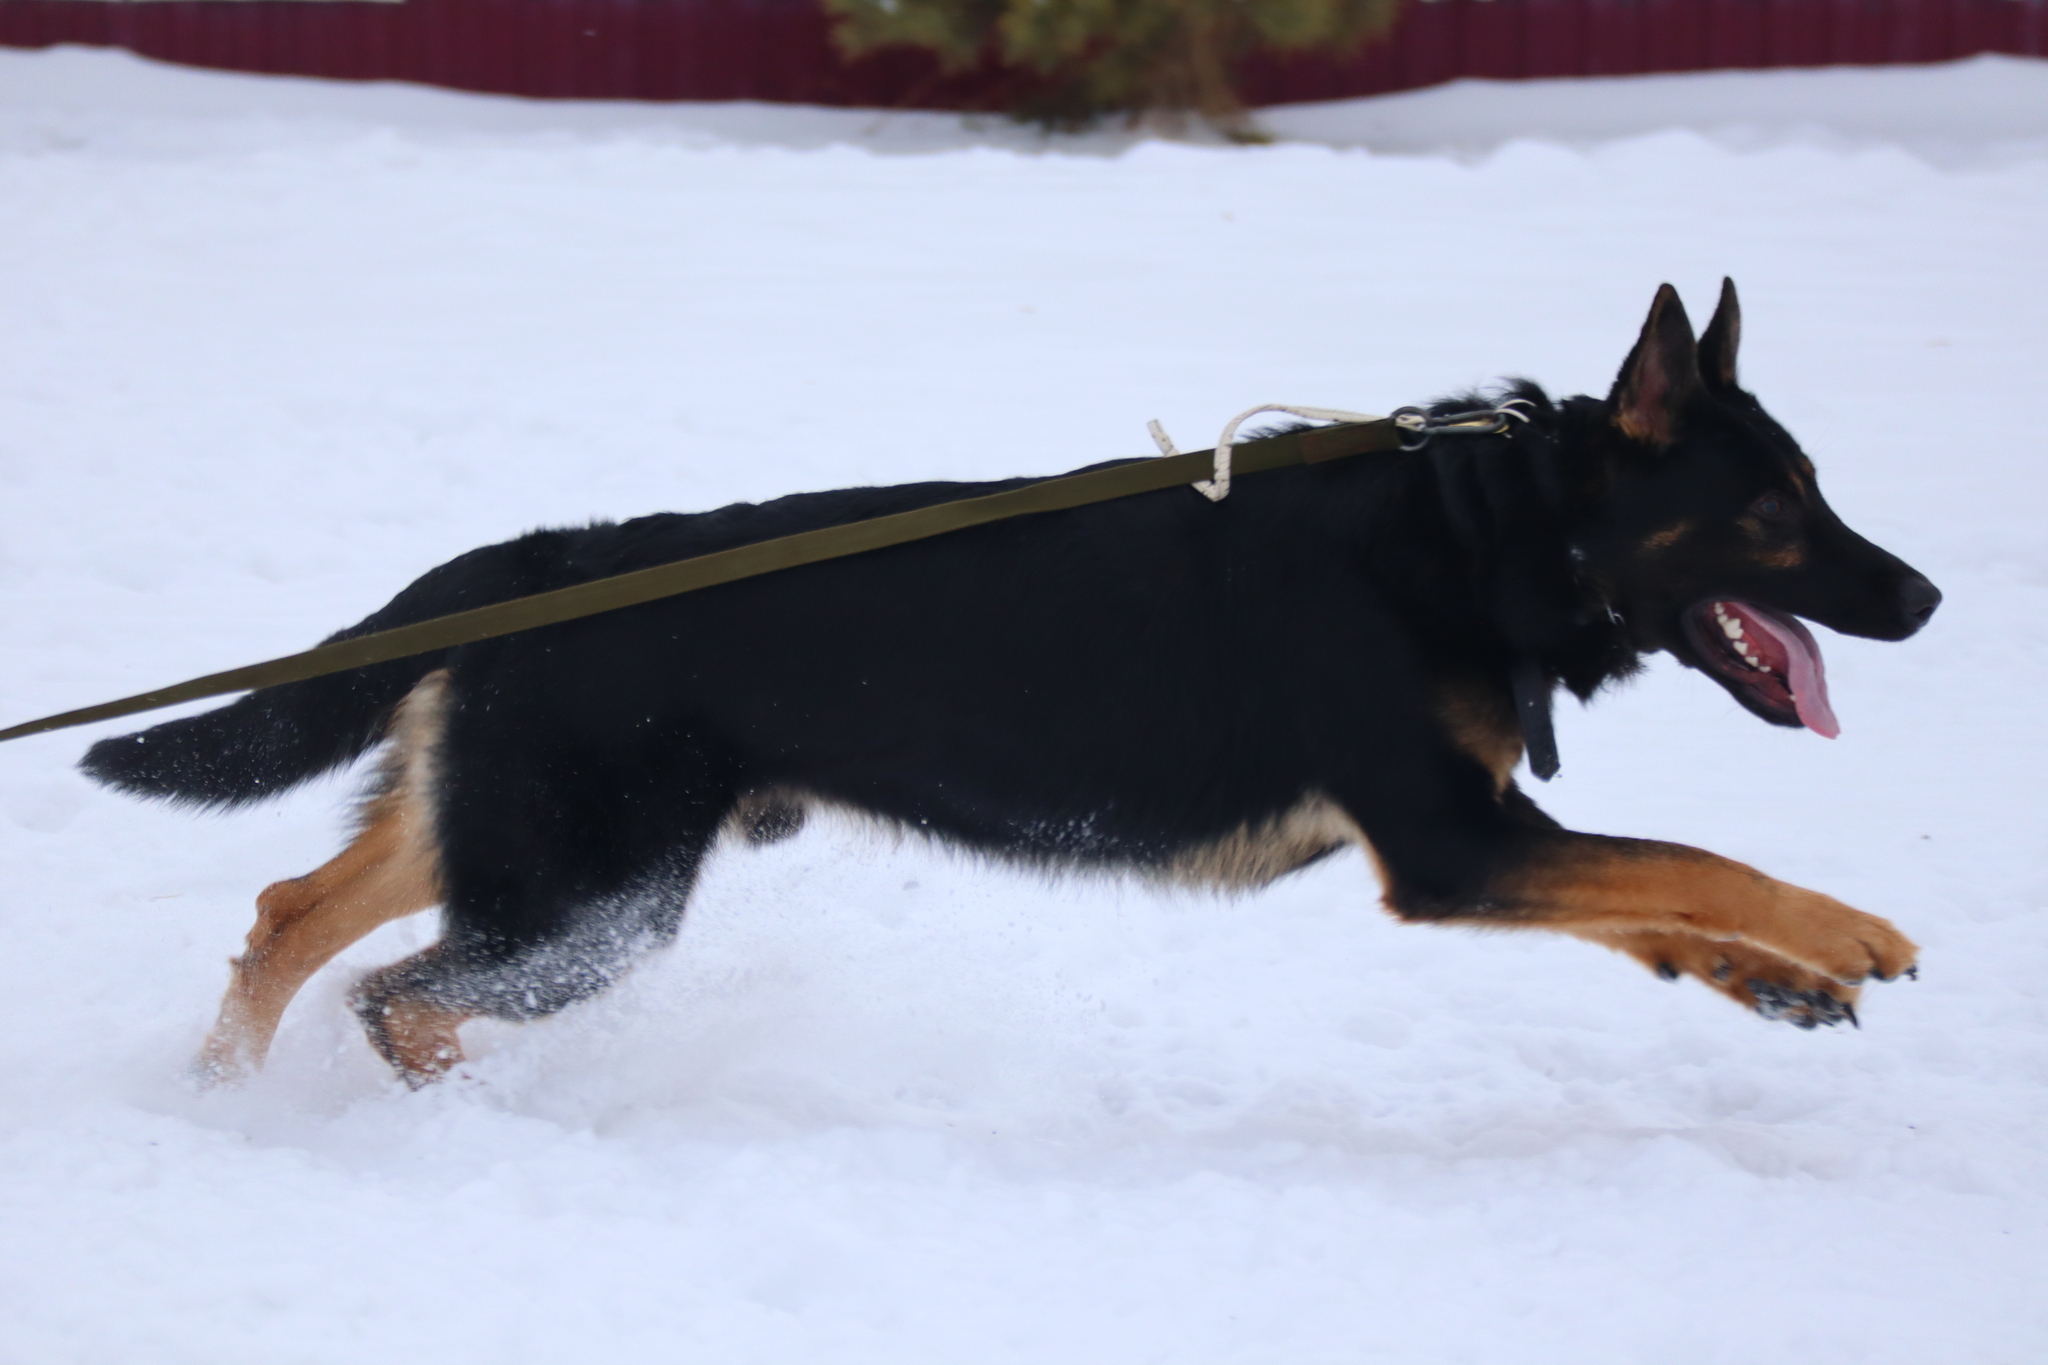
1751 494 1787 519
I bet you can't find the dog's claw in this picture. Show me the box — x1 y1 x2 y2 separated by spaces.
1655 962 1679 981
1843 1001 1859 1030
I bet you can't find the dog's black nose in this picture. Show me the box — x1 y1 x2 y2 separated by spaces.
1899 574 1942 631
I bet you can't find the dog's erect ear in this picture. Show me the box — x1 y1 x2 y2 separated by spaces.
1609 283 1702 448
1697 277 1741 393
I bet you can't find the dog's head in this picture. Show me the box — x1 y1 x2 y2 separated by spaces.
1574 280 1939 735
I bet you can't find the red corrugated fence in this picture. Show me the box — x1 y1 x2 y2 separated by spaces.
1 0 2042 109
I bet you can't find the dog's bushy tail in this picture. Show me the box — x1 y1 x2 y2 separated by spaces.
80 537 554 809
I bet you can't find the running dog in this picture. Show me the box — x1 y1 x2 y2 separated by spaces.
83 281 1940 1087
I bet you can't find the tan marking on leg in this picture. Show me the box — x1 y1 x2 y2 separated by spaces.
1500 837 1916 986
194 672 449 1084
357 993 472 1089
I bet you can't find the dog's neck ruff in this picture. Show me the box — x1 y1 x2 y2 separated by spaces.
1149 397 1560 783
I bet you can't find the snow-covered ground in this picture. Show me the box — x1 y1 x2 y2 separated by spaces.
2 46 2046 1364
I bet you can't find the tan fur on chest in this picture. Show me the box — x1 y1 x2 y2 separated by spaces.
1437 678 1523 792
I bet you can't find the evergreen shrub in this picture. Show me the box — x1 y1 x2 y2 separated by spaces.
824 0 1406 134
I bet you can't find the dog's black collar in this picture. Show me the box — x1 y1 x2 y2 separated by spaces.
1399 398 1559 782
1511 657 1560 782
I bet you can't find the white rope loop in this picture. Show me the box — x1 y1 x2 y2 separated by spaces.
1148 404 1387 502
1148 398 1534 501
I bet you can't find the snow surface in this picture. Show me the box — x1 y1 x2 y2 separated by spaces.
1 46 2046 1365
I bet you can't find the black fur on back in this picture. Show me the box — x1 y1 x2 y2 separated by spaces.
92 385 1596 823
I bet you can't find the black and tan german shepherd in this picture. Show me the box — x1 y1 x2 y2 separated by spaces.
83 281 1940 1087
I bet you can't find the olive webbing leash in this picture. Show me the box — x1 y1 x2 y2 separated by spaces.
0 417 1411 747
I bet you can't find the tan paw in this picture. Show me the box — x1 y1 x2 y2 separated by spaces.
350 989 469 1089
189 1031 258 1088
1603 931 1868 1028
1742 885 1919 986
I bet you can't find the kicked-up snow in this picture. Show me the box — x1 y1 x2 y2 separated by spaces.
1 46 2046 1365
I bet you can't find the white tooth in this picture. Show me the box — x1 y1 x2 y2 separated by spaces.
1721 618 1745 639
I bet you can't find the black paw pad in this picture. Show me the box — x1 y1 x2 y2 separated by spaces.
1747 979 1854 1030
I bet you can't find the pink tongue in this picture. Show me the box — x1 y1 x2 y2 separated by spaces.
1745 610 1839 738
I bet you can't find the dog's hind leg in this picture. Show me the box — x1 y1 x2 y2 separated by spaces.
349 831 722 1088
193 673 448 1084
193 785 442 1082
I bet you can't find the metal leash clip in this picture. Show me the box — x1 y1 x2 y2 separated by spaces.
1392 398 1536 451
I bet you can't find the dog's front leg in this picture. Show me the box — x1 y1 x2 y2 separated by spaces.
1349 782 1916 1022
1479 833 1916 986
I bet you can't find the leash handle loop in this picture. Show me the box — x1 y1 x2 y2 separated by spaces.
1150 404 1386 501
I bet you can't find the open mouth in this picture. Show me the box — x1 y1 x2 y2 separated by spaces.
1682 598 1840 738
